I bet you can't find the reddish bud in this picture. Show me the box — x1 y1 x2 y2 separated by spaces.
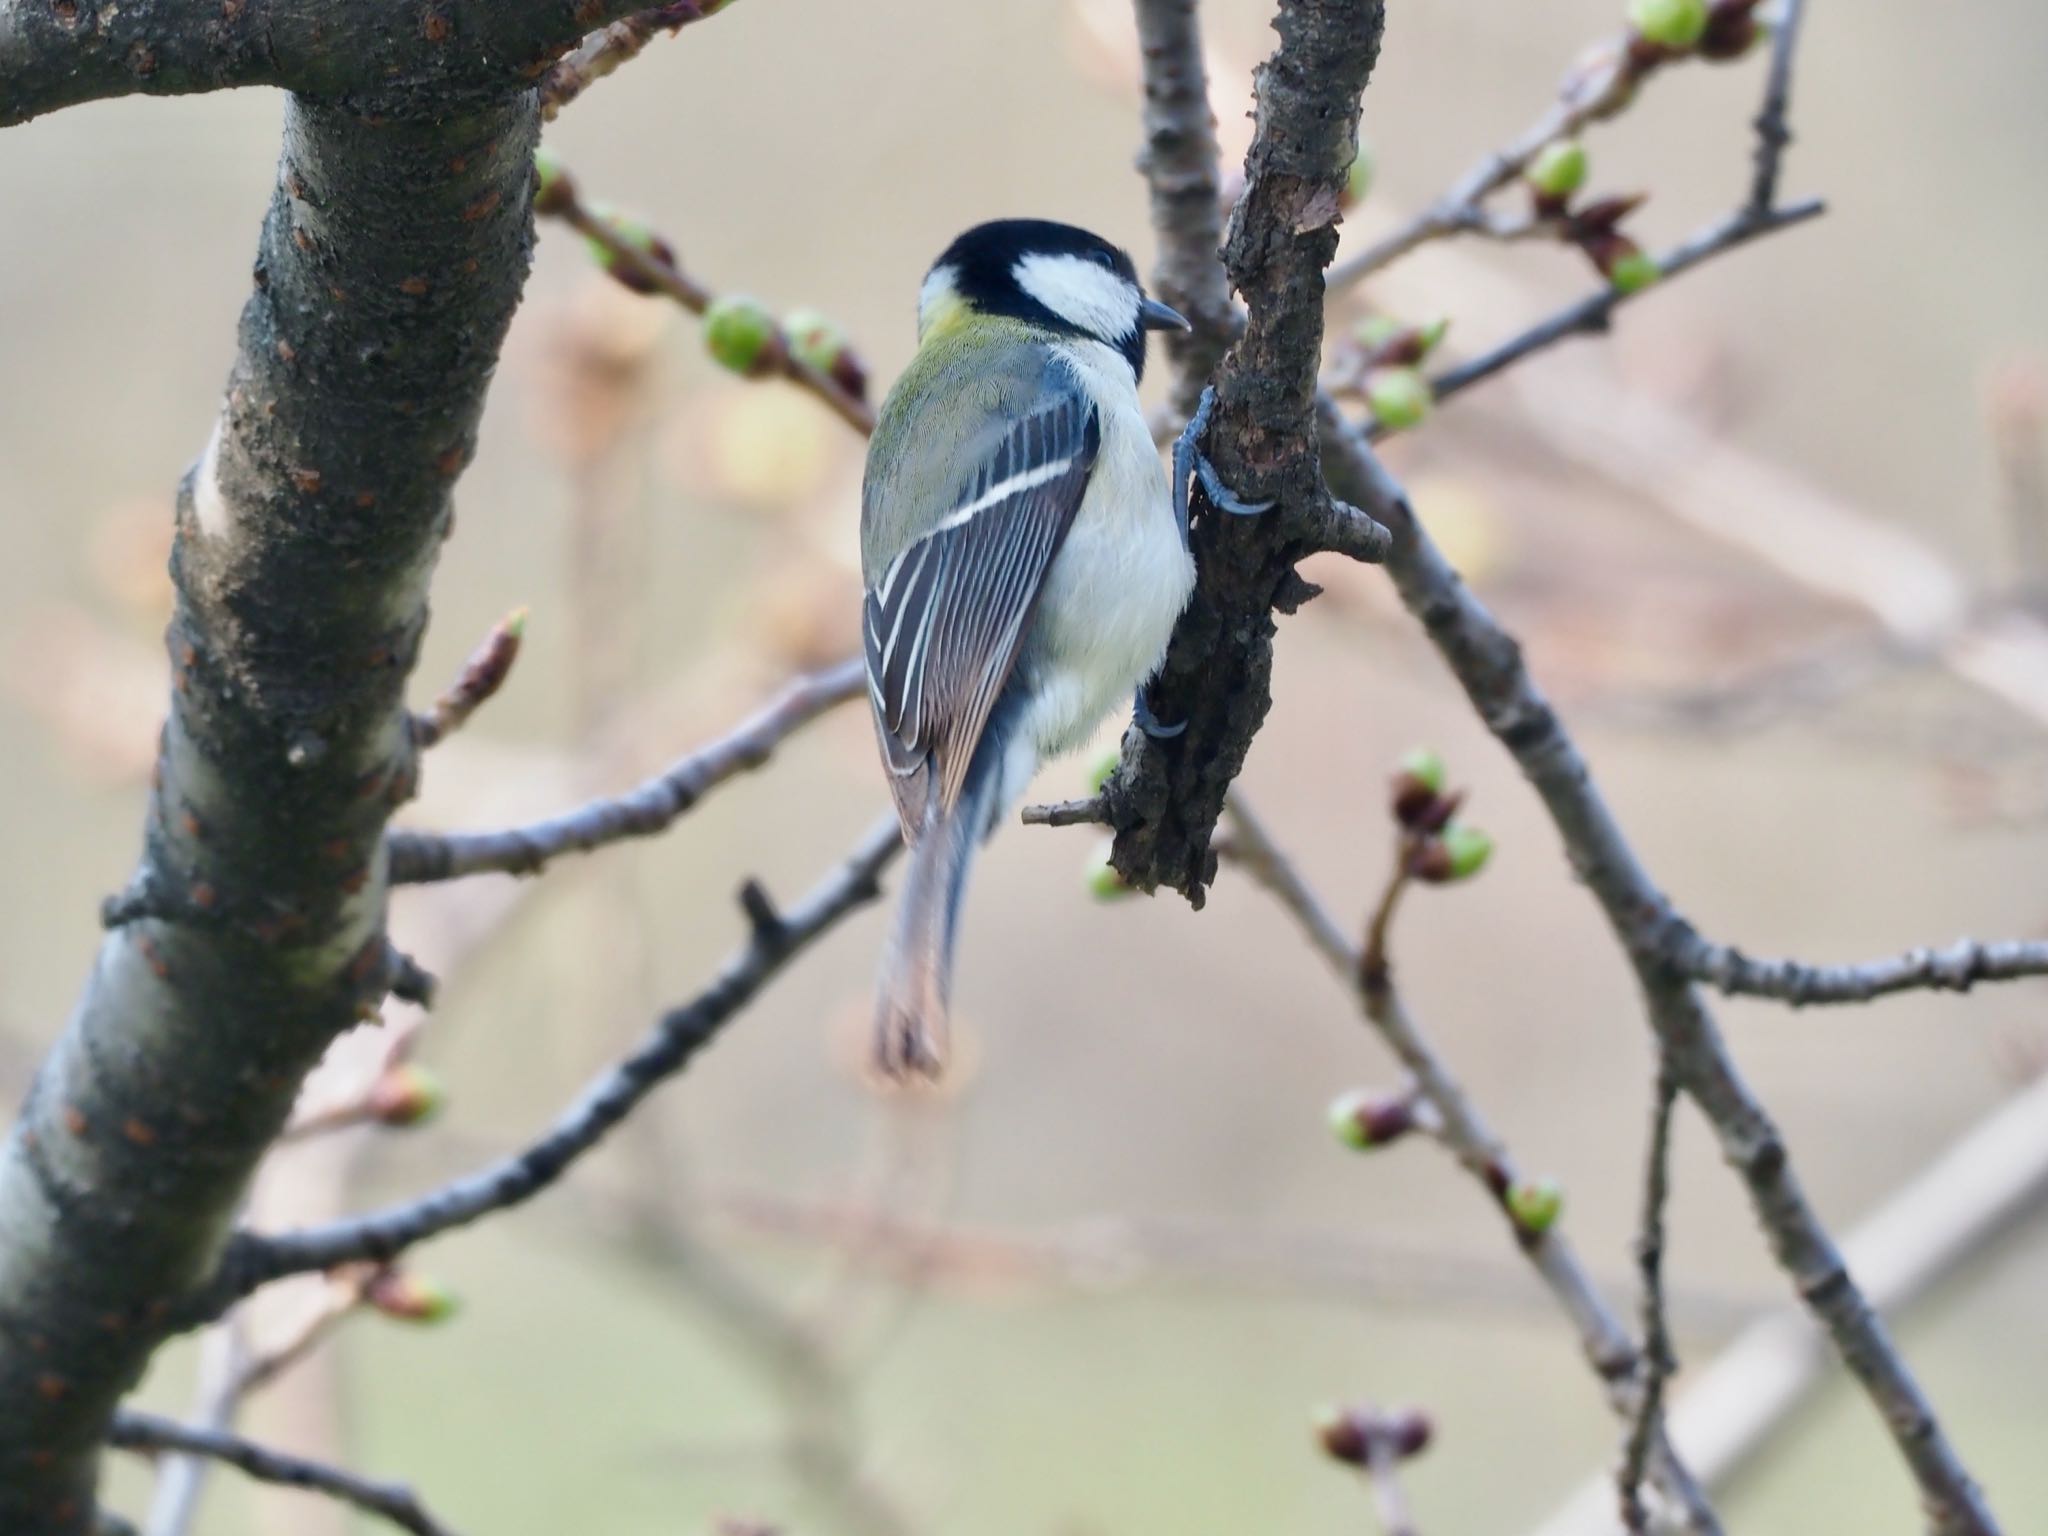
366 1063 446 1128
365 1270 459 1324
1328 1089 1417 1150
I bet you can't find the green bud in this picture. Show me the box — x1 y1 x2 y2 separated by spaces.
1399 748 1446 797
1328 1089 1414 1150
1527 139 1589 199
1507 1176 1565 1234
582 204 673 295
1084 838 1133 901
1354 314 1404 351
1365 367 1433 431
1345 138 1376 207
1440 824 1494 881
1415 316 1451 357
1628 0 1708 50
1608 248 1662 294
782 307 847 374
1087 746 1122 794
703 294 782 377
366 1062 445 1129
366 1271 460 1325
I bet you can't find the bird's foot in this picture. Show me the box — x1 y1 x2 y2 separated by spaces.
1171 386 1276 548
1133 688 1186 740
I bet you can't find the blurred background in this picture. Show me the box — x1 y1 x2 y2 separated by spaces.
3 2 2047 1532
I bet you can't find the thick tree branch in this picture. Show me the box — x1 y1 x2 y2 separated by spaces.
1105 0 1388 906
0 86 544 1536
389 659 865 883
0 0 674 127
181 818 901 1326
108 1411 456 1536
1322 425 2000 1536
1224 797 1721 1532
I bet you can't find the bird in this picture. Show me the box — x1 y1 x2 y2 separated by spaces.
859 217 1265 1077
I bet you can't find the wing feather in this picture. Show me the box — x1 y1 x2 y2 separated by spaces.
864 390 1100 831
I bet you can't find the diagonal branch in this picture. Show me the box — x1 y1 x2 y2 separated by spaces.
389 659 864 883
1617 1067 1680 1533
108 1412 456 1536
1322 422 2001 1536
0 0 676 129
1105 0 1389 906
180 817 902 1327
1671 935 2048 1006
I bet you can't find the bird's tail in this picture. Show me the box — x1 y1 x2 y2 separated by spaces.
874 765 1000 1079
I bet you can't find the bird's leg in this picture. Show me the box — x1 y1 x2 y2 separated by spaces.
1132 687 1186 740
1171 385 1275 550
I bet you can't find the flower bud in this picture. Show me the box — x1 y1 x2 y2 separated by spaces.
1365 367 1432 431
1507 1176 1565 1235
1607 247 1662 295
582 204 675 296
703 295 784 377
1355 318 1450 371
1628 0 1708 51
532 147 573 216
1389 748 1449 828
1382 1406 1435 1459
365 1270 459 1325
1328 1088 1416 1150
1701 0 1764 59
783 307 870 400
366 1063 446 1128
1527 140 1589 201
1315 1406 1370 1466
1084 838 1134 901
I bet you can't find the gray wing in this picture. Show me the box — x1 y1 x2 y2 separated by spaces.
863 388 1101 830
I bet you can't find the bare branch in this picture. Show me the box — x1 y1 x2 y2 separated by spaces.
1223 797 1722 1532
1617 1068 1680 1534
1748 0 1809 214
1018 796 1108 828
1321 422 2001 1535
1106 0 1389 905
1132 0 1240 417
389 658 865 883
182 817 902 1325
0 0 668 128
1671 934 2048 1006
109 1412 457 1536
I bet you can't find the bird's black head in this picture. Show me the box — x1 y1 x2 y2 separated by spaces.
919 219 1187 382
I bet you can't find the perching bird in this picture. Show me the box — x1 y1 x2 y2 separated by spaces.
859 218 1264 1076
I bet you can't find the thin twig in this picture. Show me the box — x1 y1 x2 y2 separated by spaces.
409 608 525 750
548 186 876 435
1618 1068 1680 1533
1670 935 2048 1006
182 817 903 1326
1365 1432 1422 1536
539 2 721 119
388 659 864 883
1748 0 1809 214
1222 796 1722 1532
110 1412 457 1536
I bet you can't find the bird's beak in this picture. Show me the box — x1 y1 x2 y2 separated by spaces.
1139 296 1191 332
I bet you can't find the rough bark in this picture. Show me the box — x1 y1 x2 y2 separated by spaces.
0 0 656 126
1107 0 1385 905
0 90 541 1533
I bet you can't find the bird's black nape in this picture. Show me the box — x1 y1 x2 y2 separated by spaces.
930 219 1153 381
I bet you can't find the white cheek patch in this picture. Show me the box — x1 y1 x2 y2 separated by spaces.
1013 253 1139 345
918 262 962 337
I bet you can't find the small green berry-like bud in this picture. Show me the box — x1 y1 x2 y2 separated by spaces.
532 147 573 216
1527 140 1589 199
703 294 783 377
1440 824 1494 881
1353 314 1404 352
366 1063 445 1128
1507 1176 1565 1234
784 309 870 400
1399 748 1445 796
583 205 675 296
1084 838 1133 901
1390 748 1452 829
1328 1089 1415 1150
1628 0 1708 51
1608 247 1663 294
366 1271 460 1324
1365 367 1432 431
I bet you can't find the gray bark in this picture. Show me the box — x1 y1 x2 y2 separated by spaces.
0 85 540 1532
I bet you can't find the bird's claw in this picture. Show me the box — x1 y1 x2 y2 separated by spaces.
1170 386 1275 550
1133 689 1186 740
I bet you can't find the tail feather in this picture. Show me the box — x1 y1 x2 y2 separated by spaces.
874 768 998 1078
